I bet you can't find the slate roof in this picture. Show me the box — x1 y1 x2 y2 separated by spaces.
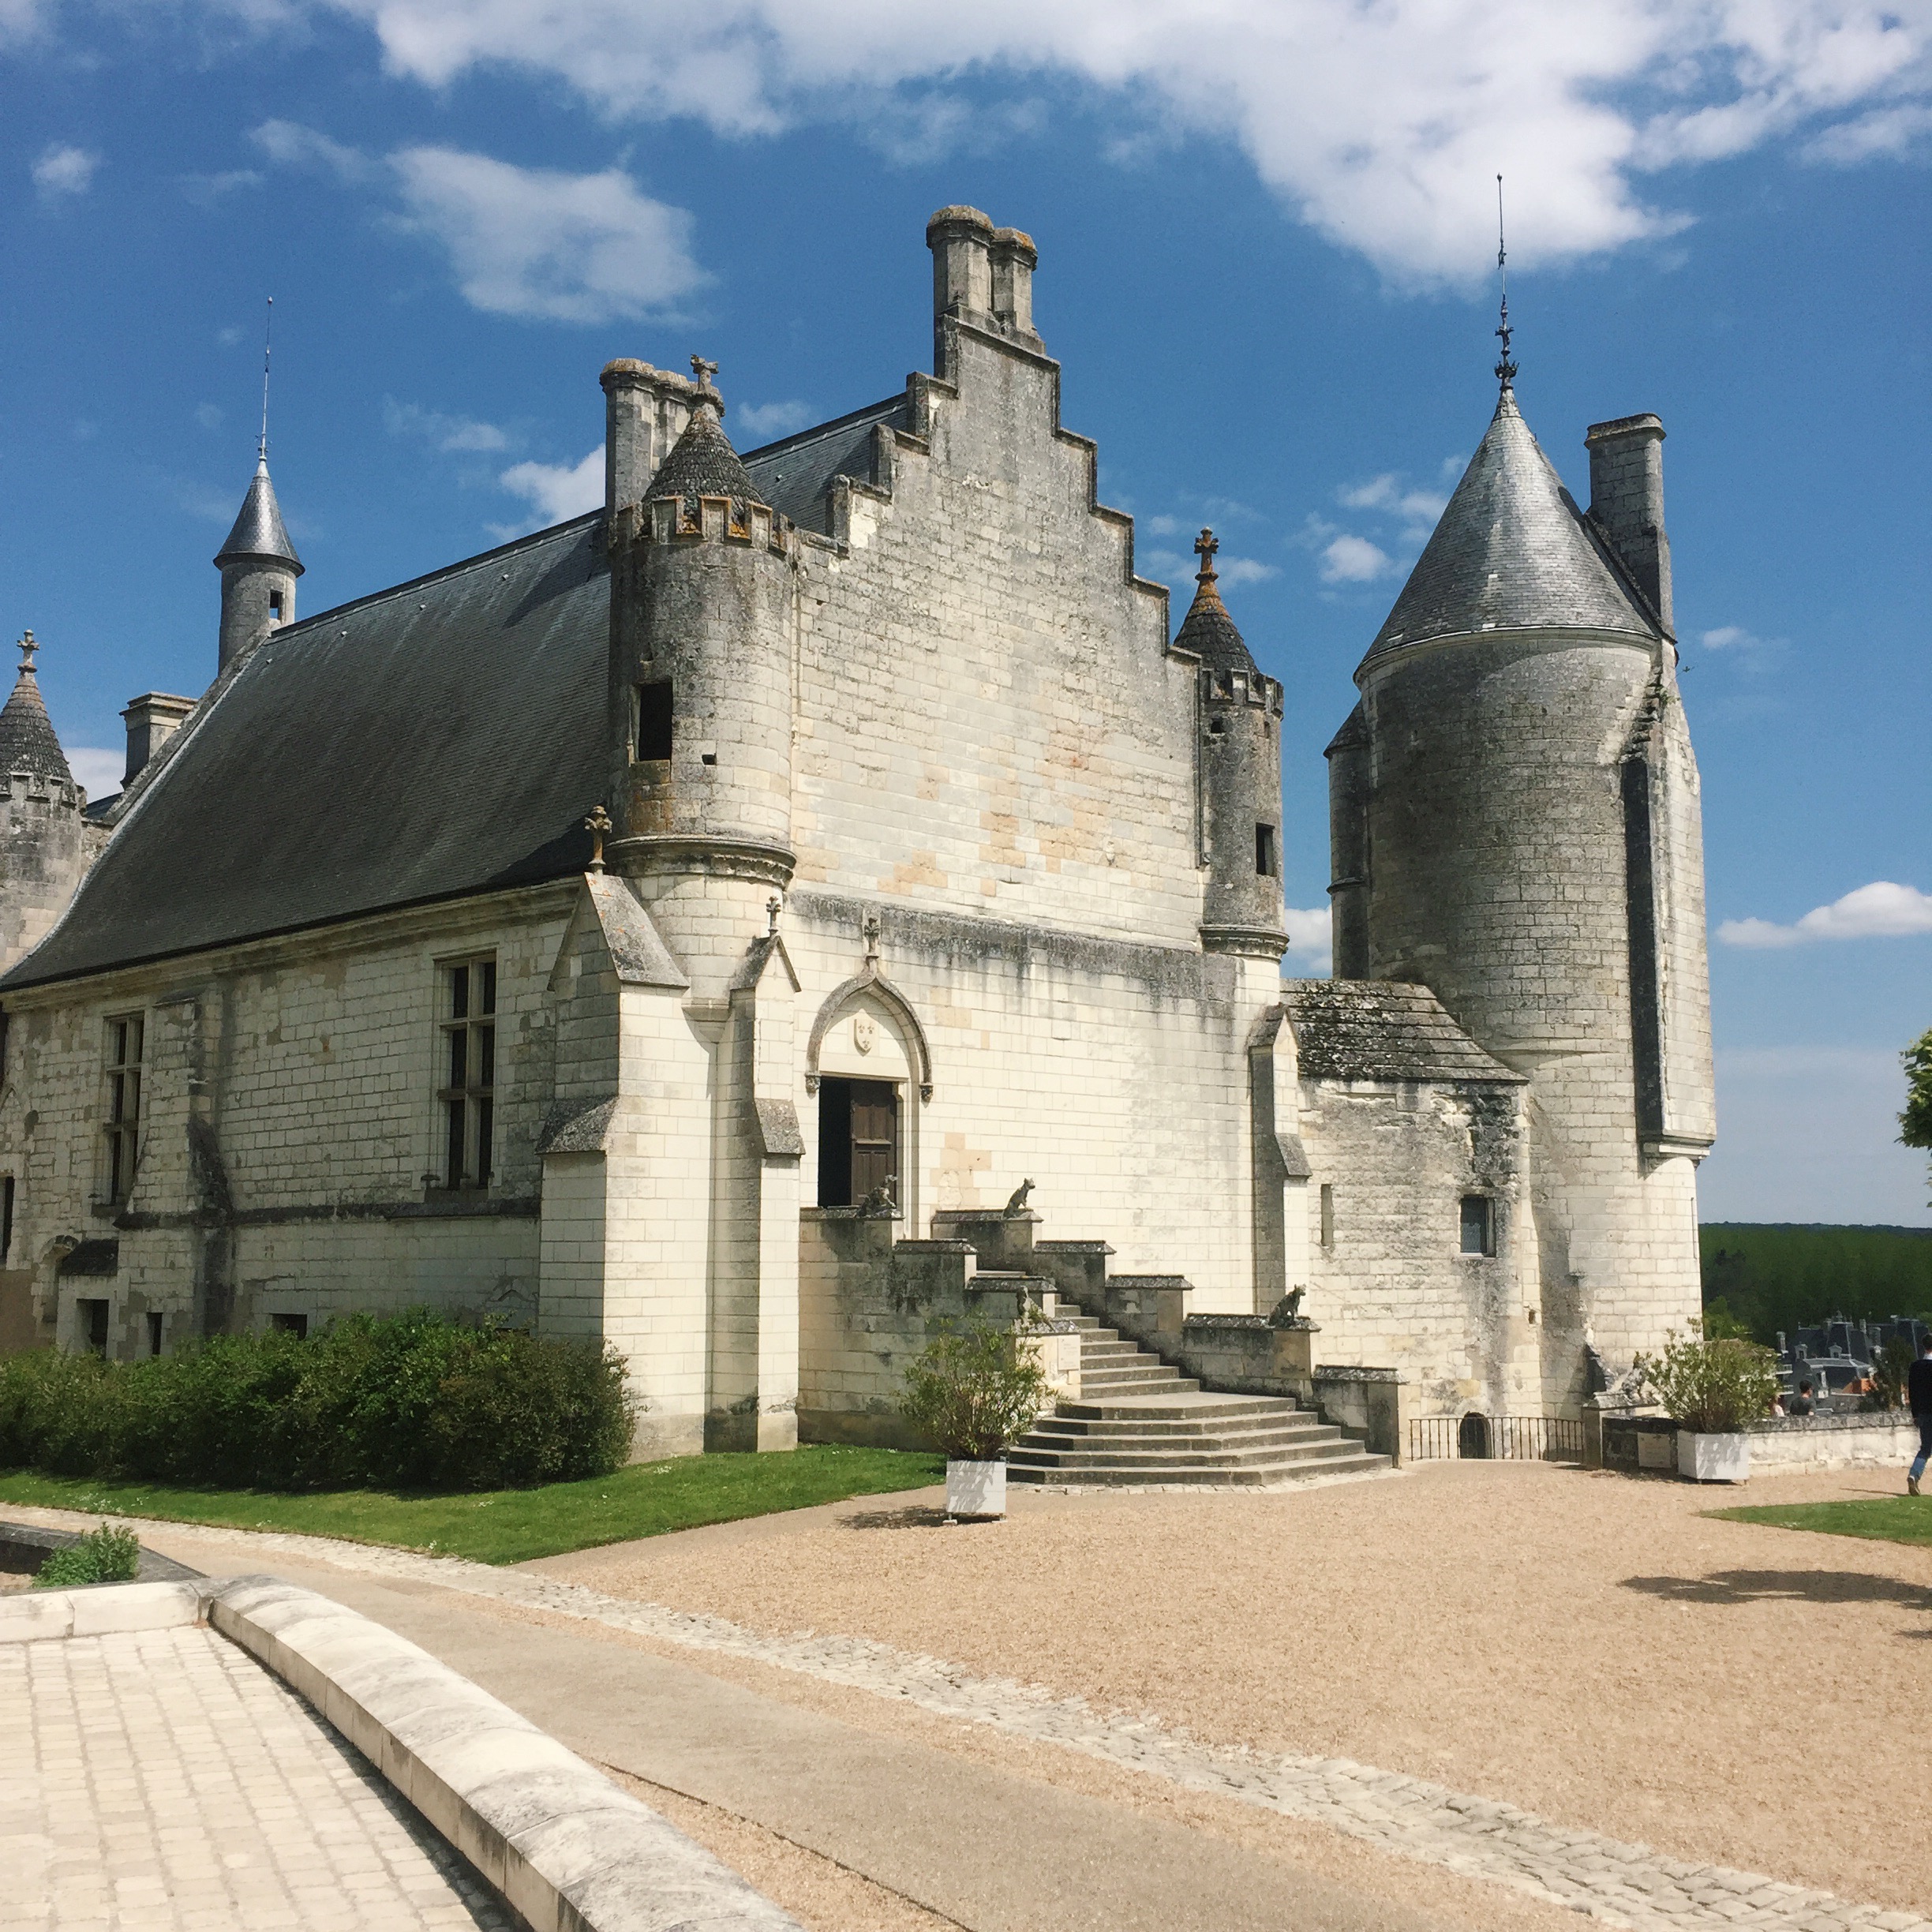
1282 979 1524 1084
740 395 908 535
215 459 303 573
1364 388 1654 662
0 657 73 785
3 515 608 990
1171 568 1255 675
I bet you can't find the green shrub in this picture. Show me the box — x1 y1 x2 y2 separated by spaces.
0 1311 635 1493
1635 1328 1780 1433
898 1311 1052 1461
33 1522 140 1589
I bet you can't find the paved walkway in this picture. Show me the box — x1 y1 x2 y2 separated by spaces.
0 1623 511 1932
12 1503 1931 1932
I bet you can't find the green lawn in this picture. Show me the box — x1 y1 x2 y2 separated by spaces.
0 1445 945 1565
1709 1497 1932 1551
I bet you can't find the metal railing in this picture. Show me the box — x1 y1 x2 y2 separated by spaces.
1408 1413 1584 1463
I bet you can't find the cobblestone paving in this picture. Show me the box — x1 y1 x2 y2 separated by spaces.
0 1623 513 1932
124 1522 1926 1932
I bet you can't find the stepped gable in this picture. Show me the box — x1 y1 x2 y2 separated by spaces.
649 400 764 511
2 515 609 991
1282 979 1525 1084
0 639 73 784
740 394 909 535
1170 531 1255 675
1363 388 1654 662
215 458 303 574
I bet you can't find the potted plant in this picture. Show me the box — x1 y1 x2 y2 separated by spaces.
899 1309 1053 1519
1634 1327 1780 1482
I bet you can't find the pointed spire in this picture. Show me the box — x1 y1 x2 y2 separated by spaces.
1363 395 1658 665
1172 526 1256 675
215 456 304 575
0 632 74 784
648 357 766 508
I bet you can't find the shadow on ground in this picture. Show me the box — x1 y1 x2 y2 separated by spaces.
841 1504 957 1531
1621 1568 1932 1634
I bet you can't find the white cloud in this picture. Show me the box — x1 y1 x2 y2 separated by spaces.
1282 905 1333 975
1338 473 1448 522
1718 881 1932 949
179 167 264 205
384 396 510 453
1146 546 1275 586
250 118 380 182
1700 623 1782 655
32 142 99 198
1318 534 1395 584
735 399 814 440
65 747 123 799
278 0 1932 283
1143 514 1182 537
498 446 603 525
1806 100 1932 160
249 122 708 324
391 148 706 323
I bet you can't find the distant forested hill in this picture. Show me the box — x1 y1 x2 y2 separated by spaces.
1700 1224 1932 1342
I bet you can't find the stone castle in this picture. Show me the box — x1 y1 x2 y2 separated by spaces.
0 205 1713 1463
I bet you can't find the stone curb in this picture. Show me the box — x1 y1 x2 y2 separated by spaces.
2 1574 802 1932
206 1575 803 1932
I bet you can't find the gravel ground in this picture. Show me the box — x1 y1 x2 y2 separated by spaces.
533 1461 1932 1922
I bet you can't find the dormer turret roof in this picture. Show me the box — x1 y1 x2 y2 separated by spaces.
215 457 304 575
0 633 73 784
1362 388 1654 665
1172 529 1256 676
649 397 764 511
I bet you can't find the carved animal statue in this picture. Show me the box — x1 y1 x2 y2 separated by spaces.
1005 1178 1034 1214
858 1178 898 1217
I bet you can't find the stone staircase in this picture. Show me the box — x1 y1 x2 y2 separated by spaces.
1007 1297 1389 1488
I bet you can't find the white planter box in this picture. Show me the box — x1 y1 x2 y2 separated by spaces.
1678 1432 1750 1483
945 1459 1006 1518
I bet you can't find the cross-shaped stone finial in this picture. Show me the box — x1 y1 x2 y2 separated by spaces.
1193 529 1219 584
691 355 719 389
17 631 36 672
583 802 612 873
766 894 782 937
863 915 880 964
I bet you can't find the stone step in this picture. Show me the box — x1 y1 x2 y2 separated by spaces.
1052 1395 1291 1421
1076 1339 1148 1359
1076 1374 1198 1395
1008 1436 1361 1472
1028 1417 1337 1448
1008 1453 1390 1489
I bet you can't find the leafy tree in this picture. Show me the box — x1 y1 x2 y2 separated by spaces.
1902 1026 1932 1205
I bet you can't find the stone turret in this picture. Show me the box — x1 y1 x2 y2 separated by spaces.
1180 532 1287 958
215 456 302 675
0 633 90 973
1334 376 1714 1407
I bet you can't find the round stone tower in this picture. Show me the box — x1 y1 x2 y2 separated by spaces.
1333 379 1714 1406
604 366 796 984
1180 532 1288 960
215 455 302 675
0 633 90 973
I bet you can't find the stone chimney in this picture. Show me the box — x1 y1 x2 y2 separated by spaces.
122 692 195 788
926 205 995 374
601 360 700 524
990 227 1041 347
1585 414 1672 633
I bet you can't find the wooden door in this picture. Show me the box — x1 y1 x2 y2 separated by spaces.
849 1081 899 1203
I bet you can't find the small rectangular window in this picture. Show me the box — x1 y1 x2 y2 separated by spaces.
1 1176 13 1262
635 680 674 762
103 1014 144 1205
1460 1194 1496 1257
268 589 284 620
1319 1182 1335 1249
439 956 496 1189
270 1311 309 1340
1255 823 1276 878
80 1297 109 1358
146 1311 163 1357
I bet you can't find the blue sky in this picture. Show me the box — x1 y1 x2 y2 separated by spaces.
4 0 1928 1224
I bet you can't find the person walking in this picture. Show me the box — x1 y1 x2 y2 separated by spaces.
1910 1335 1932 1497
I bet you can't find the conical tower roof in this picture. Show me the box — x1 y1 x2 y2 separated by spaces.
0 635 73 784
648 400 764 508
215 457 303 574
1172 530 1256 675
1362 388 1653 665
